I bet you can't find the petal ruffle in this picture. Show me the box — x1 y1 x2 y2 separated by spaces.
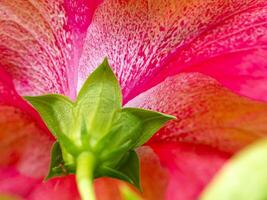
127 72 267 153
78 0 267 103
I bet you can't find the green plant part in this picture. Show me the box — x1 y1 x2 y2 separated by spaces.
25 59 175 200
120 185 141 200
200 140 267 200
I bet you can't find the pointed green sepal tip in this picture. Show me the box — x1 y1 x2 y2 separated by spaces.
122 107 176 147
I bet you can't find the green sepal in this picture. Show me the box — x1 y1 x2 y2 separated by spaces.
117 150 141 191
76 58 122 143
46 142 69 180
98 150 141 190
122 107 176 147
95 108 175 159
24 94 73 139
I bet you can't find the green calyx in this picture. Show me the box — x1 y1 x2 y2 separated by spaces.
25 58 175 199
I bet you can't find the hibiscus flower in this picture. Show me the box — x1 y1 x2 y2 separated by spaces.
0 0 267 200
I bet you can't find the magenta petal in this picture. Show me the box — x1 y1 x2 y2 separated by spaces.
78 0 267 103
64 0 103 96
64 0 103 34
149 2 267 102
0 167 40 198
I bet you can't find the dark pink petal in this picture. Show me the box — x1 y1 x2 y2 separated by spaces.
64 0 103 98
127 72 267 153
0 167 40 198
0 69 53 179
78 0 267 103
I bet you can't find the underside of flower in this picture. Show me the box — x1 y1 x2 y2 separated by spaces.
25 58 175 200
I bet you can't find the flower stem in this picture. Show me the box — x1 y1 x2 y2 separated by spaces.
76 152 95 200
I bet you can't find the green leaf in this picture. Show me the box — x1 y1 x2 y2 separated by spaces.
123 107 176 147
46 142 68 180
200 140 267 200
77 58 122 142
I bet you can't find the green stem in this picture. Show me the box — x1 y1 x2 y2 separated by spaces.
76 152 95 200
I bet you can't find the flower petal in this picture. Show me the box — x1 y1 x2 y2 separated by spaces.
0 167 40 198
0 69 53 178
78 0 267 103
0 0 72 96
150 142 230 200
0 0 102 98
27 176 122 200
150 1 267 102
127 72 267 153
27 176 80 200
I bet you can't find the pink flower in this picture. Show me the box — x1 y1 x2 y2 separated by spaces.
0 0 267 199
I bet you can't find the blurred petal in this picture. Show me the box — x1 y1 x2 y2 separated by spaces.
127 72 267 153
0 0 102 98
78 0 267 103
0 69 53 178
27 176 80 200
27 176 121 200
150 142 230 200
4 144 228 200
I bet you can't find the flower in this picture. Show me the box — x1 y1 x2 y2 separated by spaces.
0 0 267 200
